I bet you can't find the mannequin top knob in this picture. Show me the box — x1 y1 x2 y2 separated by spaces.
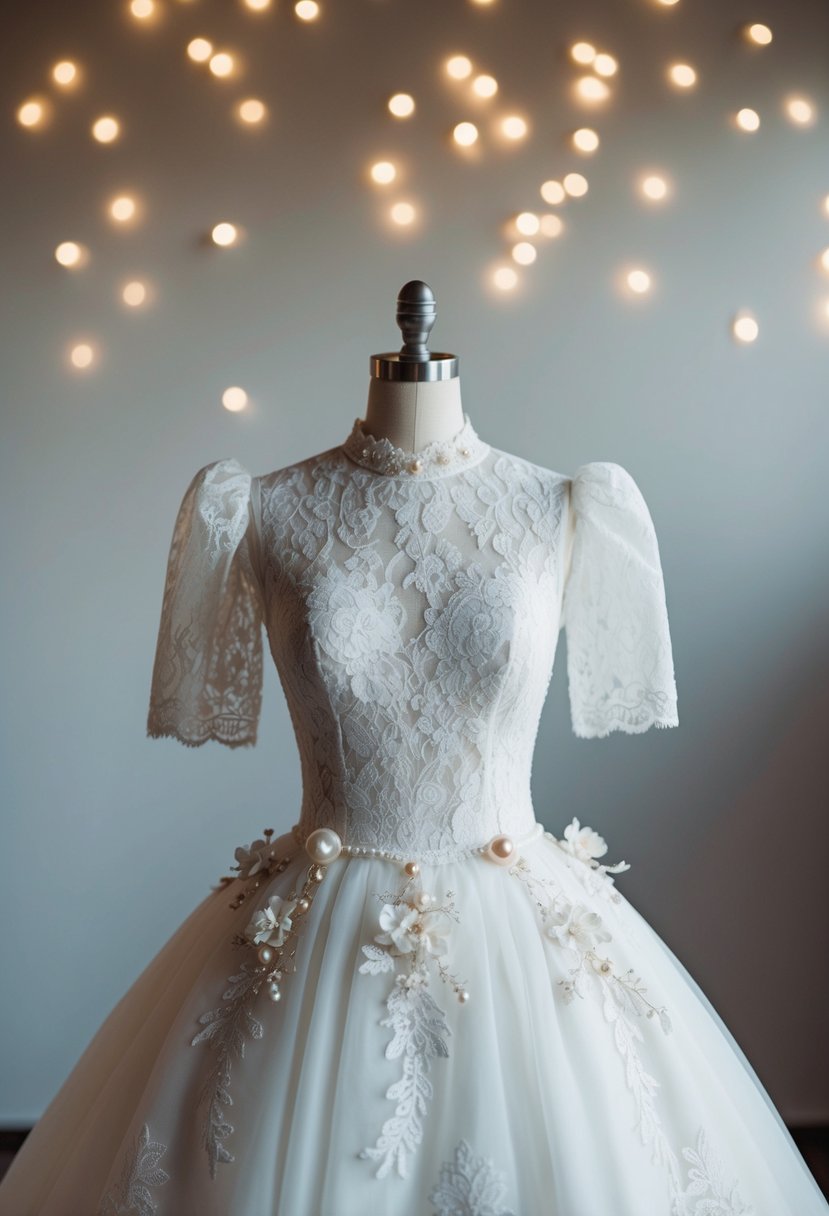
396 280 437 362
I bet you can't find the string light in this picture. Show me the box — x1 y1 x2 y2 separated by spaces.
735 108 760 132
668 63 697 88
639 174 669 201
627 268 652 294
130 0 156 19
511 242 537 265
223 387 249 412
563 172 588 197
732 312 759 342
540 180 566 205
122 281 147 307
388 93 415 118
472 74 498 98
593 53 618 77
446 55 473 80
575 76 610 103
237 99 267 124
209 52 236 77
820 248 829 272
295 0 320 19
453 121 479 146
187 38 213 62
109 195 137 223
211 222 239 246
785 96 815 126
572 127 599 153
70 343 95 369
55 242 85 268
515 212 540 235
390 201 416 225
17 99 48 128
244 0 272 9
493 266 518 290
744 23 772 45
92 116 120 142
539 214 564 237
52 61 78 87
570 42 596 65
370 161 396 184
501 115 528 140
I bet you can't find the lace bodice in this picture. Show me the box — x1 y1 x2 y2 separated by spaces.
146 414 678 860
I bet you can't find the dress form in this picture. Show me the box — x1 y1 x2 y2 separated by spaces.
362 280 464 451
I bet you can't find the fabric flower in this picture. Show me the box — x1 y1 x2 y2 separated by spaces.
233 838 273 879
561 817 608 862
245 894 298 948
375 903 450 959
544 902 612 952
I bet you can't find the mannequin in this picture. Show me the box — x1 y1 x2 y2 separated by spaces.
362 280 464 451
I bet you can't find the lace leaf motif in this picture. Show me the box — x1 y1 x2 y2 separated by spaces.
429 1138 516 1216
97 1123 170 1216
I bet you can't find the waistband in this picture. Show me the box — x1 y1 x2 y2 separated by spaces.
290 819 544 867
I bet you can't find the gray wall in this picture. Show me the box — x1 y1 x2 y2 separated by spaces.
2 0 827 1125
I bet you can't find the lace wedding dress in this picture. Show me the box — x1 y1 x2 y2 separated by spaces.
1 414 826 1216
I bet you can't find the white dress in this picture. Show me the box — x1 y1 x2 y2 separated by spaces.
1 413 826 1216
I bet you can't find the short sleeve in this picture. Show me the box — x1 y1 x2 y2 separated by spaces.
560 461 678 739
146 458 265 748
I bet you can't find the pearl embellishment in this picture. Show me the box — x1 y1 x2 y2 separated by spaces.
304 827 343 865
484 834 515 865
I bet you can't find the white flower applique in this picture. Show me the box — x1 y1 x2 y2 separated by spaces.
547 817 632 904
358 863 469 1180
191 826 333 1179
429 1138 516 1216
97 1122 170 1216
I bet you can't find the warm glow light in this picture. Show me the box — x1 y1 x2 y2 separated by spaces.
388 92 415 118
238 98 266 124
656 0 680 5
515 211 540 235
92 115 120 142
472 74 498 98
244 0 271 8
52 61 78 87
187 37 213 62
130 0 155 19
563 172 588 197
640 174 669 201
209 52 235 77
570 42 596 65
55 241 83 267
733 313 759 342
390 201 416 225
501 115 528 140
453 121 479 146
446 55 473 80
627 269 651 294
122 281 147 306
70 343 95 369
823 195 829 217
744 23 772 45
470 0 496 5
785 96 815 126
493 266 518 290
735 107 760 131
593 53 618 77
575 76 610 102
17 99 47 128
295 0 320 18
223 386 249 412
211 222 239 245
668 63 697 88
540 179 566 205
512 242 537 265
820 247 829 272
539 213 564 237
370 160 396 184
572 127 599 153
110 195 137 222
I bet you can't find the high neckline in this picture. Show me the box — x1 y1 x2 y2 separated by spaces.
340 412 490 479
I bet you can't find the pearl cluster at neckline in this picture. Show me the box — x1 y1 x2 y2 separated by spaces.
341 412 490 478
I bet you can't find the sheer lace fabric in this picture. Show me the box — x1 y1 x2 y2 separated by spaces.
147 429 678 859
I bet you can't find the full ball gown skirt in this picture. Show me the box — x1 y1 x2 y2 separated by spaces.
1 414 826 1216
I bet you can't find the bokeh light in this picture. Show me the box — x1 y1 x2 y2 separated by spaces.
222 386 249 411
70 343 95 369
594 53 618 77
472 74 498 98
668 63 697 88
735 108 760 131
515 212 540 235
388 92 415 118
295 0 320 19
209 52 236 77
92 115 120 142
453 121 479 146
540 179 566 205
493 266 518 290
122 281 148 307
370 160 397 184
237 99 267 124
446 55 473 80
639 174 669 201
501 115 528 140
211 222 239 246
390 201 416 225
733 313 759 342
744 23 772 45
511 242 537 265
575 75 610 103
55 241 85 268
572 127 599 153
539 214 564 237
785 96 815 126
627 268 652 294
17 99 48 128
563 172 588 197
570 42 596 65
109 195 137 223
187 38 213 62
52 61 78 87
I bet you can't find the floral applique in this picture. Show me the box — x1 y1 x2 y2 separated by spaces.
546 816 631 904
191 826 336 1178
429 1138 516 1216
358 862 468 1180
98 1122 170 1216
671 1127 755 1215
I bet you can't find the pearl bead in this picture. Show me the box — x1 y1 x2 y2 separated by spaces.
404 861 420 877
458 989 470 1003
485 834 515 865
437 453 449 464
305 827 343 865
269 987 282 1003
409 458 423 474
415 891 433 910
460 446 470 457
258 945 274 965
297 897 310 912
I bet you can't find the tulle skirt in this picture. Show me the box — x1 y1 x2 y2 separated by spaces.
0 820 826 1216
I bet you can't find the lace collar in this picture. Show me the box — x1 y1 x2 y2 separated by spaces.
341 412 489 479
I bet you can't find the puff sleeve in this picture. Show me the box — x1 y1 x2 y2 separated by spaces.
146 458 265 748
560 461 678 739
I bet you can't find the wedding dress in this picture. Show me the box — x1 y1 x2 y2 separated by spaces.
1 413 826 1216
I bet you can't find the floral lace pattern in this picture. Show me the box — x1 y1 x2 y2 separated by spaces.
98 1123 170 1216
358 863 467 1179
429 1138 516 1216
